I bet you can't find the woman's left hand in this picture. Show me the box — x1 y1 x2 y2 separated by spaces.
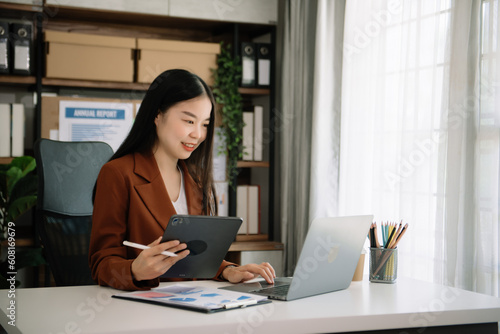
222 262 276 284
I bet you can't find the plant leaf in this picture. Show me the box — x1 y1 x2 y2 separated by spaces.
9 156 36 177
6 166 22 196
0 170 7 202
210 41 244 186
6 195 37 222
10 174 38 204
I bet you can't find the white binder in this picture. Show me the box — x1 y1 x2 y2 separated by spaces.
11 103 25 157
0 103 10 157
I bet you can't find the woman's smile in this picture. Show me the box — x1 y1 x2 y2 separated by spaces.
182 142 197 152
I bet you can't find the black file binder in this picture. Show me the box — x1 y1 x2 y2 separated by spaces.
256 43 272 88
0 21 9 74
241 42 256 87
10 23 32 75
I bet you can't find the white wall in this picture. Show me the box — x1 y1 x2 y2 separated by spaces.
42 0 278 25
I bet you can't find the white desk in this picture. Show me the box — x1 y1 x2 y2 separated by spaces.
1 277 500 334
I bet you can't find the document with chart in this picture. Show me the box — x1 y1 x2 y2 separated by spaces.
113 284 270 313
59 100 133 151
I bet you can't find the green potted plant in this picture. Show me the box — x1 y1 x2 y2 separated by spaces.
0 156 38 233
211 42 244 187
0 156 45 288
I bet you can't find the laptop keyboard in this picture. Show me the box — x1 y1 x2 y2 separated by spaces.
251 284 290 297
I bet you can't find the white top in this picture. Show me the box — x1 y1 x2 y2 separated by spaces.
2 277 500 334
171 166 188 214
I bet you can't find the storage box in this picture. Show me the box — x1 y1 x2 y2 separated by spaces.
136 38 220 85
45 30 135 82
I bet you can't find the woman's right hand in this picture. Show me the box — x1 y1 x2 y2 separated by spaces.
130 236 190 281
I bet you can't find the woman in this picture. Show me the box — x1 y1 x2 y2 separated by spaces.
89 69 275 290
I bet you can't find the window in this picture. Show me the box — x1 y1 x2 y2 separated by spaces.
341 0 453 283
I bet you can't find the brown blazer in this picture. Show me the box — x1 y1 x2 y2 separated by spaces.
89 151 233 290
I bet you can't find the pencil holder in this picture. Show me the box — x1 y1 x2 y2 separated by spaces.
369 247 398 283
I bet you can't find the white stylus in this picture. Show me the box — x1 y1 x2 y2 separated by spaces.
123 240 178 257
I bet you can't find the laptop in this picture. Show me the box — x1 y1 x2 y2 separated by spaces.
220 215 373 301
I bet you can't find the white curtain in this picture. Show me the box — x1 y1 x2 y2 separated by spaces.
309 0 345 221
438 0 482 293
279 0 317 275
475 0 500 295
279 0 344 275
339 0 500 296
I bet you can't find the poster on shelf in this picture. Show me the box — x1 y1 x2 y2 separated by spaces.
59 100 134 152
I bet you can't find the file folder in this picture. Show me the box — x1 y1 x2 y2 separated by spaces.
11 103 25 157
242 111 254 160
236 185 261 235
247 185 261 234
10 23 32 75
253 105 264 161
0 21 9 74
236 185 248 234
241 42 256 87
256 43 271 87
0 104 11 157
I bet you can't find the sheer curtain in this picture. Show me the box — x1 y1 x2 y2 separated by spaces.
476 0 500 295
309 1 345 221
279 0 317 275
279 0 344 275
438 0 482 293
339 0 500 296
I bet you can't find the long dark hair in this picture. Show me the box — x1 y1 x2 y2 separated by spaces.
107 69 217 215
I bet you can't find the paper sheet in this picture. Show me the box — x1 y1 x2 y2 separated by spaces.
114 284 267 311
59 100 134 152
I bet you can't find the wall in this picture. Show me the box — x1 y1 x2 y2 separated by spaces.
42 0 278 25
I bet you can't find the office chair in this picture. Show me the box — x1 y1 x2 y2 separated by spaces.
34 139 113 286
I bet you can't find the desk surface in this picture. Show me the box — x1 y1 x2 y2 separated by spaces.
1 277 500 334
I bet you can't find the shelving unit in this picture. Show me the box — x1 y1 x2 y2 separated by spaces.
36 80 267 95
0 157 14 164
0 0 282 279
0 75 36 85
238 87 270 95
236 161 270 168
229 241 283 252
41 78 150 91
0 1 40 13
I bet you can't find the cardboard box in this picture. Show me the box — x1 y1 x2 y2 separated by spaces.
45 30 135 82
137 38 220 85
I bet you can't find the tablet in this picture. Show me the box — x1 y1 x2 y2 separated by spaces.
160 215 242 278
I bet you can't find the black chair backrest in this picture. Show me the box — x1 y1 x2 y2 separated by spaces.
34 139 113 286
